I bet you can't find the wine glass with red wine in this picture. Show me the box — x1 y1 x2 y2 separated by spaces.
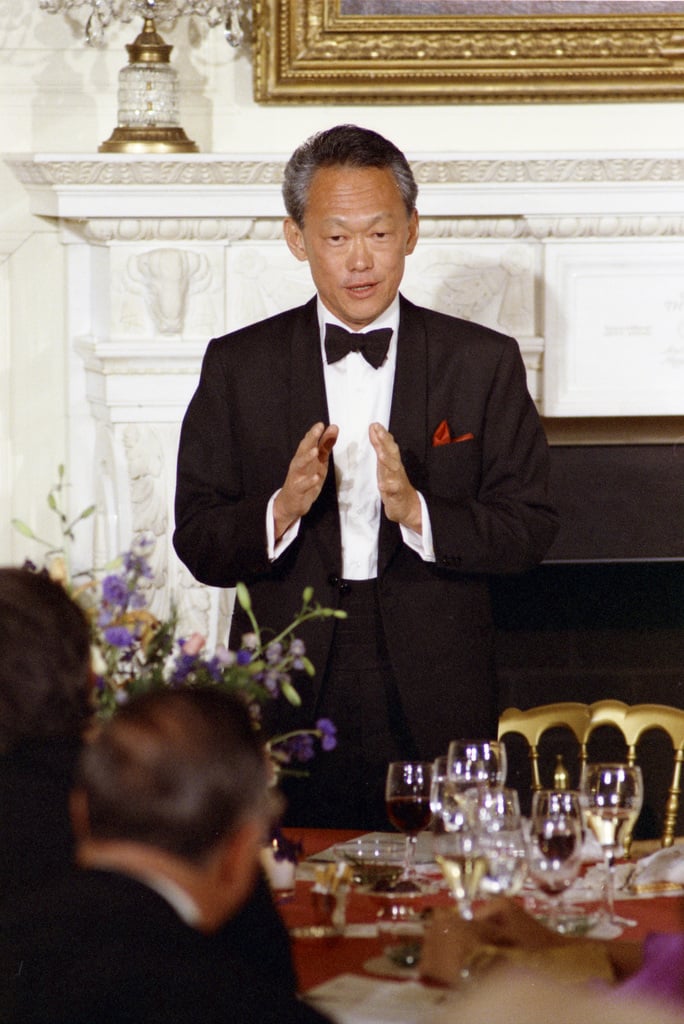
385 761 434 885
526 789 583 932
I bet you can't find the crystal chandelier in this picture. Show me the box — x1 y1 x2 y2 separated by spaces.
39 0 253 153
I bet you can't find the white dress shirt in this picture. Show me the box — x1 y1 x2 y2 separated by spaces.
267 295 435 577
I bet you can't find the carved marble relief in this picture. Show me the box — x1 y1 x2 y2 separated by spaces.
402 242 536 339
110 245 223 340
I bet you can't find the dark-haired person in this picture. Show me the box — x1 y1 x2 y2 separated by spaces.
0 568 298 1013
10 688 329 1024
174 123 558 830
0 567 92 914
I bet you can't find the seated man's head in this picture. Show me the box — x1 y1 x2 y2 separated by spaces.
0 567 92 754
73 688 272 929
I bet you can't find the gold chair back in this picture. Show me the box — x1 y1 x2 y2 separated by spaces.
498 699 684 849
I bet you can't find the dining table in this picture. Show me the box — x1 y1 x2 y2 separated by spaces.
278 827 684 1023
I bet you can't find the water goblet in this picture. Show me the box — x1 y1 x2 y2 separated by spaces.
430 755 468 833
385 761 434 886
471 787 527 897
447 739 507 795
582 763 643 927
527 789 584 932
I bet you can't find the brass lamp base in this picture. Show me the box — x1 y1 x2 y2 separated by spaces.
98 125 198 154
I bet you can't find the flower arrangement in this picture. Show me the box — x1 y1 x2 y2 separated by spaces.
13 466 342 775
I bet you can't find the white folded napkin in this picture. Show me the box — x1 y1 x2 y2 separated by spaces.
629 846 684 894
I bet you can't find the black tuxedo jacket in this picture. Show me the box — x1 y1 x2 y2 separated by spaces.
0 738 298 1017
174 295 558 755
9 869 327 1024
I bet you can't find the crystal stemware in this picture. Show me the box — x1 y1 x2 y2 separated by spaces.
446 739 507 795
433 824 488 920
527 789 584 931
582 763 643 927
385 761 434 887
471 786 527 897
430 755 468 832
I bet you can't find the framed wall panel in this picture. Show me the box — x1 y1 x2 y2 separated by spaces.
253 0 684 103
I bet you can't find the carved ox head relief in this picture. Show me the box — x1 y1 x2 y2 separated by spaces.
127 248 212 335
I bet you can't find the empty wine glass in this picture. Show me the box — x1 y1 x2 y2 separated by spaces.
470 787 527 897
527 789 584 931
582 763 643 927
447 739 507 795
430 755 468 833
385 761 434 885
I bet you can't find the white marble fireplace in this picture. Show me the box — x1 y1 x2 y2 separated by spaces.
8 151 684 641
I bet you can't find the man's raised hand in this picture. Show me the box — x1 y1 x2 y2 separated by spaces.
274 422 338 540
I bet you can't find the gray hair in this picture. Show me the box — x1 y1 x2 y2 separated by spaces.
282 124 418 228
78 688 270 863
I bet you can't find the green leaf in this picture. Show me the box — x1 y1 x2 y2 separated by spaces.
47 493 57 511
302 585 314 605
79 505 97 520
301 656 316 677
235 581 251 612
280 680 302 707
11 519 36 539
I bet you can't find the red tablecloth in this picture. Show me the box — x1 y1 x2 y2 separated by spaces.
281 828 684 994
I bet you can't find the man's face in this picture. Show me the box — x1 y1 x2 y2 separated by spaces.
284 164 419 330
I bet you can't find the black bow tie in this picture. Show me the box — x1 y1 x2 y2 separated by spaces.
324 323 393 370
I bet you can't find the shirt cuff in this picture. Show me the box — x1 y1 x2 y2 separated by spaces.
267 490 301 561
400 491 435 562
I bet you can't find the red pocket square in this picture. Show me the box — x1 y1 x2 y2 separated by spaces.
432 419 452 447
432 419 474 446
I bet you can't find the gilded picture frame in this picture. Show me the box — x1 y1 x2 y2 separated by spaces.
252 0 684 103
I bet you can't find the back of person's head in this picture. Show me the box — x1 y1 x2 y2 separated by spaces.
283 123 418 228
77 688 270 863
0 567 92 753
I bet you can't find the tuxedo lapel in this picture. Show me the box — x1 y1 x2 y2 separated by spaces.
378 295 429 576
286 298 329 443
287 298 341 570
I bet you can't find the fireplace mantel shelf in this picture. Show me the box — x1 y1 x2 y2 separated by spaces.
8 151 684 219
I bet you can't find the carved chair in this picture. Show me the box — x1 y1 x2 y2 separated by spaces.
498 699 684 849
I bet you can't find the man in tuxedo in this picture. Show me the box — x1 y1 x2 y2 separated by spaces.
9 688 328 1024
173 124 558 830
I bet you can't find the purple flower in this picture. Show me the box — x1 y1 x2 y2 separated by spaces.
104 625 135 648
262 670 281 696
123 550 153 579
102 574 129 607
316 718 337 751
97 607 114 628
170 652 195 684
236 649 253 666
215 645 236 667
290 638 306 657
265 641 283 664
